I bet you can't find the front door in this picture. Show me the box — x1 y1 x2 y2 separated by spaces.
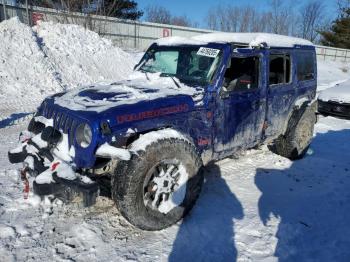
214 51 267 155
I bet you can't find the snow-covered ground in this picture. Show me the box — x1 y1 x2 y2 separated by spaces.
1 18 350 261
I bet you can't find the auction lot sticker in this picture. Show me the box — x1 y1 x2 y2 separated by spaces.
197 47 220 58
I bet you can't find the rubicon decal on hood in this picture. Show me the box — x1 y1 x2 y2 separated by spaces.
117 104 189 124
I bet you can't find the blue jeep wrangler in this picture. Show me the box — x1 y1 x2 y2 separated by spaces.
8 33 317 230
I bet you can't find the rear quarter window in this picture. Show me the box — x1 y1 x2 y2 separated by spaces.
295 51 315 81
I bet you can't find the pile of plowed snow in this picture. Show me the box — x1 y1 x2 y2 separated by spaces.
0 17 135 102
34 21 135 88
0 17 61 99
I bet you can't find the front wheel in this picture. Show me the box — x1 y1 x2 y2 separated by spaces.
112 136 203 230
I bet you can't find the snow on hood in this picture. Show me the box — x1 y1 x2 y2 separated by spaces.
54 72 204 112
318 80 350 103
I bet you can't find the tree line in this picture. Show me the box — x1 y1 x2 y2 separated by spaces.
23 0 350 48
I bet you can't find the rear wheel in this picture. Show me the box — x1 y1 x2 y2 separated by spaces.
112 136 203 230
271 106 316 160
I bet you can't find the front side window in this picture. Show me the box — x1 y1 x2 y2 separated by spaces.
223 56 260 92
269 54 291 86
138 45 223 85
295 51 315 81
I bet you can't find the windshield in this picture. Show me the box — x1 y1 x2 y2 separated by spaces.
137 45 223 85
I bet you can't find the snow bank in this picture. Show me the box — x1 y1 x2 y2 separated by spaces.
317 59 350 91
318 80 350 103
0 17 61 99
35 21 135 88
0 17 135 117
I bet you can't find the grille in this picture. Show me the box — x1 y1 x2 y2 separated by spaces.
41 103 77 146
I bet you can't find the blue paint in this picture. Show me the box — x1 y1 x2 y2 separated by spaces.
36 42 316 168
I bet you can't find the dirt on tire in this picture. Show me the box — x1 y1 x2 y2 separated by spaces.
111 137 204 231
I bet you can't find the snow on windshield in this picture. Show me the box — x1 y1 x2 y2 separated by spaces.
54 72 204 112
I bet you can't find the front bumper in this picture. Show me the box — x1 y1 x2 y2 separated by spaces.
318 100 350 119
8 117 99 207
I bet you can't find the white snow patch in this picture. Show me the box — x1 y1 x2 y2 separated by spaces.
130 128 189 152
35 116 54 127
318 80 350 103
95 143 131 161
0 225 15 238
54 160 77 180
35 168 54 184
0 17 135 118
155 36 206 46
79 175 94 184
0 17 62 100
54 72 203 112
52 133 72 162
191 32 313 47
34 20 135 88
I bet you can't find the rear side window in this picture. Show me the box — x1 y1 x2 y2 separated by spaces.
295 51 315 81
269 54 291 86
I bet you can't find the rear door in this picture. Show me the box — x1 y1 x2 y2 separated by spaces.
214 50 267 154
265 50 296 138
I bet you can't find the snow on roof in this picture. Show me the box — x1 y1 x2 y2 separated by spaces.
192 32 313 47
155 32 313 48
155 36 205 46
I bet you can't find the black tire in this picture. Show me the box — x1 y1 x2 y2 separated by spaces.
112 137 203 231
271 106 316 160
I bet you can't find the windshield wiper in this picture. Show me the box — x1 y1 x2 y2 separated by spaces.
161 74 181 88
144 71 150 81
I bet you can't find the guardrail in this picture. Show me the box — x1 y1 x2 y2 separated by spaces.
1 2 349 62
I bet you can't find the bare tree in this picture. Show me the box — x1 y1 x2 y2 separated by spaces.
205 3 296 34
299 1 325 42
144 5 194 27
269 0 291 35
171 15 192 27
144 5 171 24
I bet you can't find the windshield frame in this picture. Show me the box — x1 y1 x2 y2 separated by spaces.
135 43 226 87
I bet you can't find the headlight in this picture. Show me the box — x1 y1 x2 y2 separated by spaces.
76 123 92 148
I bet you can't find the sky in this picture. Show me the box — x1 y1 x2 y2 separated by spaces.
136 0 338 29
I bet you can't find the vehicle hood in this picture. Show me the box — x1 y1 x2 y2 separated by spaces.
318 80 350 104
53 71 204 113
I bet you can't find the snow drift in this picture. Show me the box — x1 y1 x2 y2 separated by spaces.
0 17 135 106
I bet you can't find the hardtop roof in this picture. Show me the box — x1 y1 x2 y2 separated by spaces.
155 32 314 49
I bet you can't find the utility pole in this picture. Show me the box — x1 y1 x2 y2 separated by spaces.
25 0 30 25
2 0 7 20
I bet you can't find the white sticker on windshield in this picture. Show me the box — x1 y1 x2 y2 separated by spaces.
197 47 220 58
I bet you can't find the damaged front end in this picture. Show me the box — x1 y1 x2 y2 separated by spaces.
8 115 124 207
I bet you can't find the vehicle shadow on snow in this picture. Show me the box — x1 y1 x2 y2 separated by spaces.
169 164 244 262
256 129 350 262
0 112 32 128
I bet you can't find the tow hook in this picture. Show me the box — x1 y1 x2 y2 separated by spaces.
20 166 30 200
